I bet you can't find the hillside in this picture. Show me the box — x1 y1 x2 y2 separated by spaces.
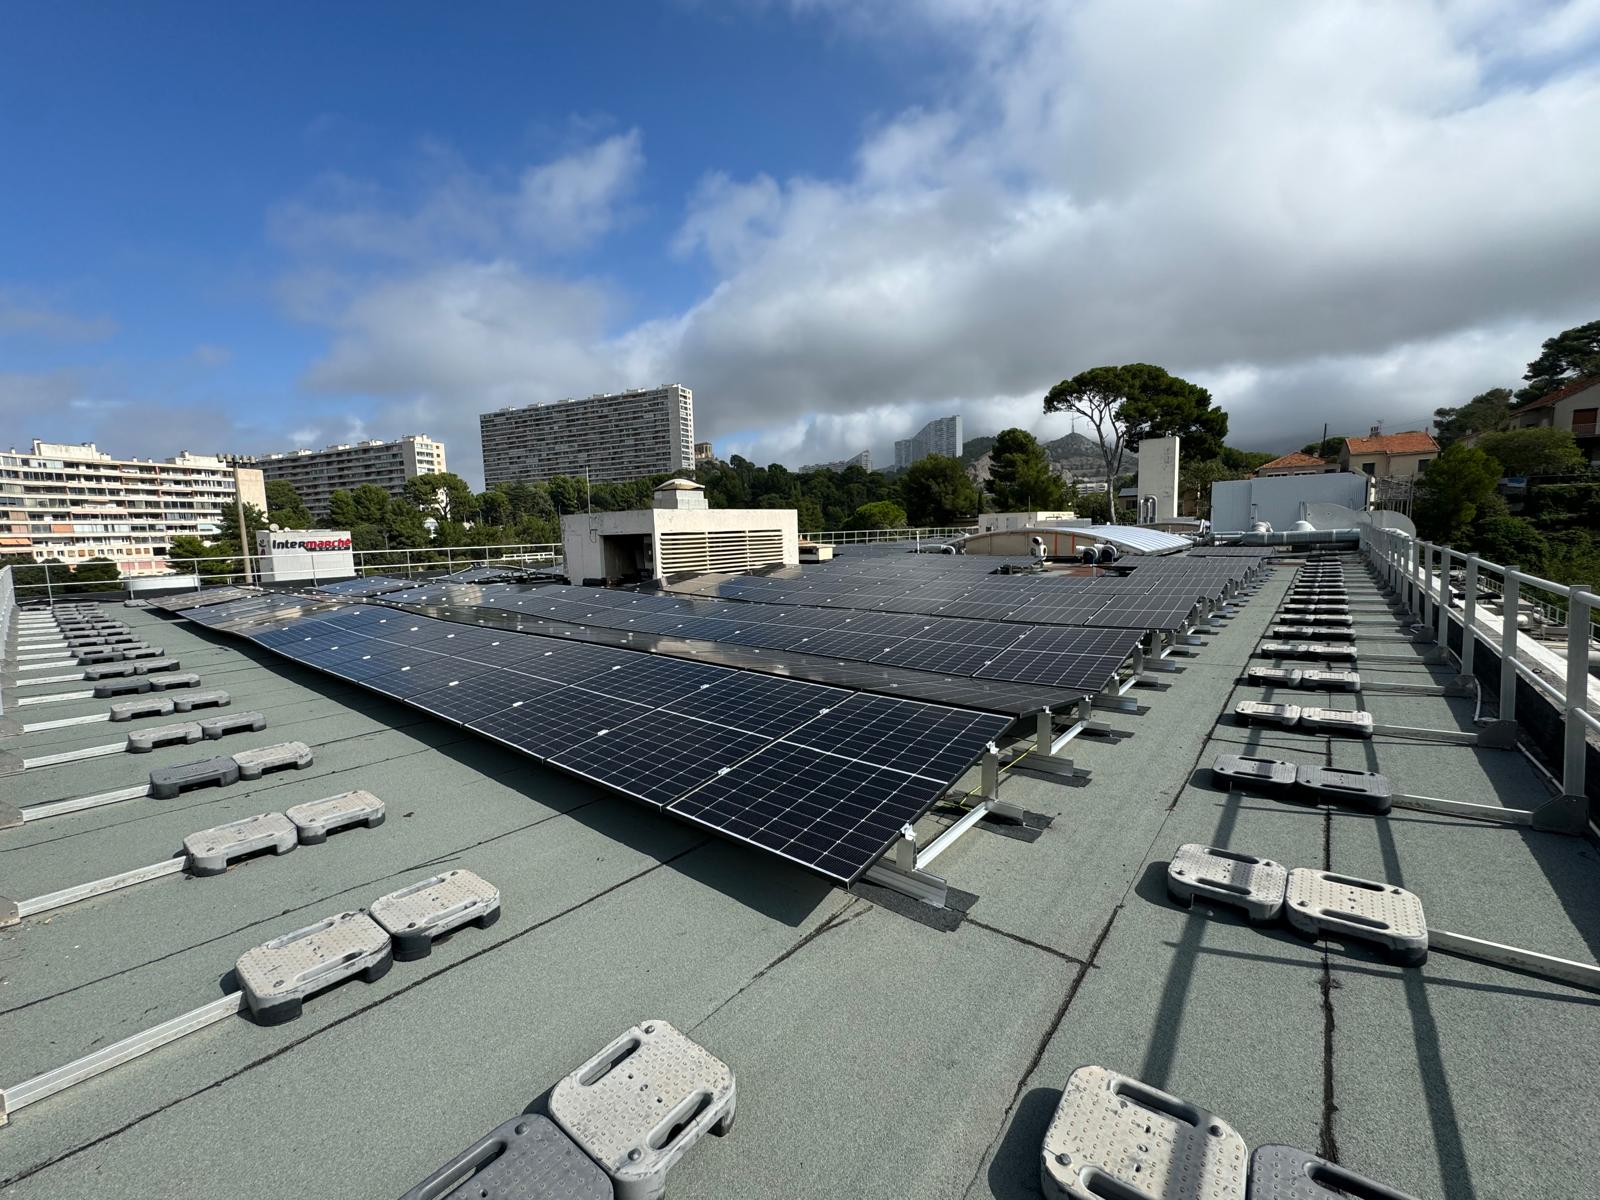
959 430 1136 482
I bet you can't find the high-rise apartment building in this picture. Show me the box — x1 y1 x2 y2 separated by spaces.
0 441 267 575
479 384 695 486
894 415 963 469
236 434 445 517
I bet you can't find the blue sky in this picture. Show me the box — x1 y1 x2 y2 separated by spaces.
3 1 1599 486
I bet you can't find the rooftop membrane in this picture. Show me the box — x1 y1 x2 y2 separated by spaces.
1 548 1596 1199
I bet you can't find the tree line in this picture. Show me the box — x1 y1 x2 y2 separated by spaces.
1414 319 1598 586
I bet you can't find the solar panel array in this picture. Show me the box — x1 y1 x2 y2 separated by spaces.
171 601 1011 884
362 582 1143 699
146 585 262 612
661 550 1262 634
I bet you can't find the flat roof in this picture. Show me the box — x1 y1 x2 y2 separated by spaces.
2 554 1598 1199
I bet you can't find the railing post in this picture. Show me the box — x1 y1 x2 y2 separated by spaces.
1500 571 1520 726
44 560 55 607
1461 559 1479 679
1436 546 1451 648
1564 591 1593 800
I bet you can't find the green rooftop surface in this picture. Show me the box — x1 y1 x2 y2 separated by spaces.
2 556 1596 1199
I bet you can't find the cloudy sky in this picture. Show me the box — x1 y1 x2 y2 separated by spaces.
3 1 1598 486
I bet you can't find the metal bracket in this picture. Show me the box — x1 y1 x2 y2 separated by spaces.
1429 927 1600 993
1392 792 1534 826
1477 719 1518 749
862 857 948 909
1531 794 1589 835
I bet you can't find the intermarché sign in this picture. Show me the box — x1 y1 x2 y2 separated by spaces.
269 535 352 552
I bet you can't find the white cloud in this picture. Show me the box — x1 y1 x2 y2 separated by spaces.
515 130 644 249
270 1 1600 483
658 0 1600 464
269 131 643 264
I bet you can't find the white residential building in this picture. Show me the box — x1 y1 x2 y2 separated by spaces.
0 440 267 575
894 415 963 468
480 384 695 486
240 434 446 517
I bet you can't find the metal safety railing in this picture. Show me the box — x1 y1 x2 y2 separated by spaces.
800 526 972 546
3 541 563 601
1362 525 1599 806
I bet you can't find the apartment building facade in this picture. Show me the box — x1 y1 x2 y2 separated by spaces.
242 434 445 517
479 384 695 486
894 415 963 468
0 440 267 575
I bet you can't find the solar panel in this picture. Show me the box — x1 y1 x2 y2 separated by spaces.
317 576 416 597
785 629 908 661
364 656 504 700
550 712 771 808
975 630 1140 691
410 672 569 725
659 672 849 739
467 687 656 760
783 693 1011 779
575 654 733 705
870 638 1002 676
666 744 949 884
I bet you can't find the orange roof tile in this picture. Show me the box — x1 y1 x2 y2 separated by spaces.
1514 375 1600 413
1343 430 1439 456
1256 452 1327 471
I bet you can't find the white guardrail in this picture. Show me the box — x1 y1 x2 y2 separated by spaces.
1362 524 1599 806
3 527 976 600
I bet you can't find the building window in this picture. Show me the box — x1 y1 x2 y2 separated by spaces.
1361 463 1375 477
1573 407 1597 438
1416 459 1430 473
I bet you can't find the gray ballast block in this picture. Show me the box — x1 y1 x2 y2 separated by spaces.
171 688 228 713
94 677 153 699
1244 666 1303 688
1271 626 1355 642
370 869 499 960
1167 843 1288 924
399 1114 612 1200
551 1020 737 1200
286 790 385 845
122 646 164 660
232 740 313 779
84 663 135 681
124 599 152 608
1294 765 1393 814
1300 669 1361 692
183 812 298 876
1212 754 1297 790
235 911 393 1025
126 721 204 752
77 650 124 665
198 710 265 739
143 668 195 688
1040 1065 1247 1200
149 755 242 800
109 696 176 722
1235 700 1301 728
1249 1144 1420 1200
1284 868 1428 966
1297 707 1374 738
1259 642 1358 663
